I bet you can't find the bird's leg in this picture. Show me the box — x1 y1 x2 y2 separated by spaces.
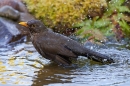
54 55 72 66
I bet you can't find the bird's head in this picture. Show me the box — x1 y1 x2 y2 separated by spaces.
19 20 47 34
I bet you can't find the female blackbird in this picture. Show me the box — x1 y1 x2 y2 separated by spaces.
19 20 114 66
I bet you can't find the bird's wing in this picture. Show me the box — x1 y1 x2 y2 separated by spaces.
36 34 76 58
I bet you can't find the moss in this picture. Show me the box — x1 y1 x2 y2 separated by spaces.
23 0 107 33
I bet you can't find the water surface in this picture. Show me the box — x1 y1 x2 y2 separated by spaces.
0 42 130 86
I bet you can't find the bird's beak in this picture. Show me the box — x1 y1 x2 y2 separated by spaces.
19 22 28 27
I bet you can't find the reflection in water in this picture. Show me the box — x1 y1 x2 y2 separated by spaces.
0 42 48 85
32 64 74 86
0 42 130 86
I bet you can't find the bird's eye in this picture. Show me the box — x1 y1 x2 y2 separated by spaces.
31 25 35 28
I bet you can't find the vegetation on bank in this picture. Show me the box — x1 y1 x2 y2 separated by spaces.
23 0 130 42
75 0 130 42
23 0 107 33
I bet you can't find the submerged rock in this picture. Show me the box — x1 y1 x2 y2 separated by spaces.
0 6 20 20
0 17 28 46
0 0 28 12
18 12 34 22
0 0 35 46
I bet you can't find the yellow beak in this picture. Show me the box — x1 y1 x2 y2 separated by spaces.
19 22 28 27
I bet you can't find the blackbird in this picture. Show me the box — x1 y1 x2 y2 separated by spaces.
19 20 114 66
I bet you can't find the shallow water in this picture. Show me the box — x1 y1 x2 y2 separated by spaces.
0 42 130 86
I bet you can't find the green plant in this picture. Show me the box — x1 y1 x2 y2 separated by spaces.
75 17 112 42
75 0 130 42
105 0 130 39
119 19 130 37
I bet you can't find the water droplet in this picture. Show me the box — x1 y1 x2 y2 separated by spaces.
90 46 93 49
103 59 107 62
5 35 8 39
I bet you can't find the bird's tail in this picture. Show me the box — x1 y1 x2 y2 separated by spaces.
85 49 114 63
